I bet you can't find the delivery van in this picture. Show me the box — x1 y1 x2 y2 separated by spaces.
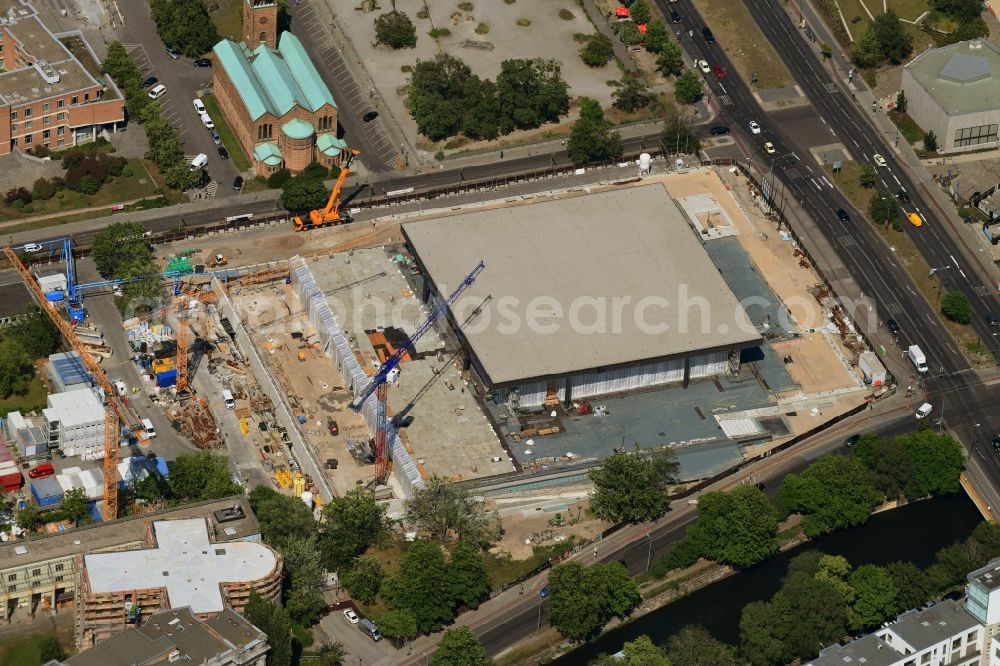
222 389 235 410
141 418 157 438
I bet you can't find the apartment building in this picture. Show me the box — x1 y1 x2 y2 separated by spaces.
0 0 123 155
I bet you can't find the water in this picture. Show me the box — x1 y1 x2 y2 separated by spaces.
560 494 983 662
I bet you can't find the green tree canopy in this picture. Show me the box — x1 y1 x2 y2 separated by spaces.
149 0 218 57
630 0 652 24
886 560 933 613
616 21 644 46
244 591 293 666
0 339 36 398
281 176 329 213
375 10 417 49
17 504 42 532
567 98 623 164
848 564 898 631
377 608 419 645
656 41 684 76
341 555 384 605
281 536 327 626
661 107 702 155
941 291 971 324
321 488 388 571
777 454 881 536
673 69 703 104
405 476 500 547
496 58 570 134
645 20 669 54
687 485 779 569
382 541 454 633
247 486 320 551
167 451 242 502
666 625 738 666
7 306 59 361
612 75 653 113
869 193 898 226
593 635 672 666
38 633 67 662
859 164 876 188
588 448 679 522
580 33 615 67
430 626 489 666
62 488 90 527
91 221 154 280
549 561 641 640
448 541 491 611
923 130 938 152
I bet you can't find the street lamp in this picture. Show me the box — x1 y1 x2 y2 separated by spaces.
929 267 951 305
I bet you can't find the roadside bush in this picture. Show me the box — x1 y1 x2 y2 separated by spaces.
78 175 99 195
616 21 644 46
267 168 292 189
32 177 57 200
941 291 971 324
923 130 938 152
121 165 134 178
629 0 651 24
9 199 24 209
4 187 32 205
302 162 329 181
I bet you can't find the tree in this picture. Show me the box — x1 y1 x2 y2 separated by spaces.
941 290 971 324
9 305 60 360
167 451 242 502
382 541 454 633
101 41 140 85
302 162 329 181
673 69 703 104
38 633 67 662
62 488 90 527
431 626 489 666
567 98 623 164
895 89 908 114
871 10 912 63
580 33 615 67
592 636 671 666
321 488 388 571
588 448 679 523
267 168 292 189
616 21 644 46
281 176 329 213
378 609 419 645
314 642 347 666
815 554 855 603
405 477 500 547
645 20 669 54
247 486 320 551
630 0 652 25
549 561 640 640
848 564 898 631
496 58 570 134
656 40 684 76
780 572 849 660
612 75 653 113
91 221 155 279
281 536 327 626
859 164 876 188
885 561 933 612
661 108 701 156
245 591 293 666
686 485 778 569
776 455 881 537
374 10 417 49
448 541 491 611
32 177 57 201
739 599 793 666
149 0 219 58
923 130 938 152
16 504 41 532
341 555 384 605
869 193 898 226
0 339 35 398
666 625 738 666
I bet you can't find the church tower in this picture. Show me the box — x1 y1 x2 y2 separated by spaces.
243 0 277 50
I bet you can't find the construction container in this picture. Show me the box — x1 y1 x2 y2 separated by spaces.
858 351 887 387
156 369 178 388
47 351 92 392
152 358 175 375
31 476 64 507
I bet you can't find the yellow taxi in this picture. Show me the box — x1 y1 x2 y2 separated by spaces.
907 212 923 227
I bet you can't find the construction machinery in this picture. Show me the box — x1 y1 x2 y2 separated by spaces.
293 149 361 232
350 261 485 484
4 245 143 519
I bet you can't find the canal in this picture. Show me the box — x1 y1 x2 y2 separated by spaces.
561 494 983 663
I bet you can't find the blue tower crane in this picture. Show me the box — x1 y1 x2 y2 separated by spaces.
350 260 485 484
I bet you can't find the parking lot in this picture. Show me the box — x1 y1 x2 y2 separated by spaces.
117 1 241 197
314 606 400 665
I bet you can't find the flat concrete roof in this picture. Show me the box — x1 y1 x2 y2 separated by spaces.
886 599 979 651
0 496 259 570
83 519 278 614
806 635 899 666
904 40 1000 116
403 184 759 387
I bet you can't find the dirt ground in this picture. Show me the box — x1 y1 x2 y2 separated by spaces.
489 492 608 560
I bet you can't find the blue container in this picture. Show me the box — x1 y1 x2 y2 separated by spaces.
156 369 178 388
154 457 169 477
31 477 63 507
88 501 103 523
67 300 85 323
45 290 65 302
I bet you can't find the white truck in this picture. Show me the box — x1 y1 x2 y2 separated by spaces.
907 345 928 373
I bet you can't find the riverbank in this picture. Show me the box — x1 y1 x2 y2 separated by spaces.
498 494 979 665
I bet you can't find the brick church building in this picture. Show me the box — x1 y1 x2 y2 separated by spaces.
211 0 347 175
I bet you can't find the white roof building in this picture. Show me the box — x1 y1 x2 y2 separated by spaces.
43 390 105 459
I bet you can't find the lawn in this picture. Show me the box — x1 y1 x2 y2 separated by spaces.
0 628 73 665
690 0 794 89
209 0 244 41
888 110 925 145
482 539 578 589
0 374 46 417
0 158 160 222
202 94 251 172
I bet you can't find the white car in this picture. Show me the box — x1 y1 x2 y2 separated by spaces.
193 98 207 115
873 153 887 167
23 243 42 253
200 113 215 129
915 402 933 419
147 83 167 100
343 609 359 624
749 121 761 135
696 59 710 74
764 141 776 154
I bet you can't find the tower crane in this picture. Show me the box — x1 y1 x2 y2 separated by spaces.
350 261 485 484
4 245 142 519
293 149 361 231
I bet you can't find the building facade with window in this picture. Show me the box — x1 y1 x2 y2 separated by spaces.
0 0 123 155
901 39 1000 154
211 1 345 176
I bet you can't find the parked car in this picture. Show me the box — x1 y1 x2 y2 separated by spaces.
836 208 850 222
217 146 230 160
233 176 244 191
193 58 212 67
985 312 999 327
713 64 726 80
148 84 167 100
210 129 222 145
29 463 54 479
906 212 923 227
166 47 180 60
993 436 1000 452
362 111 379 123
140 76 158 89
343 609 359 624
748 121 761 134
193 98 207 115
886 318 902 335
702 26 715 43
896 189 910 203
845 434 860 447
23 243 42 252
670 10 681 22
873 153 887 167
696 59 710 74
915 402 933 419
200 113 214 129
764 141 776 154
709 126 730 135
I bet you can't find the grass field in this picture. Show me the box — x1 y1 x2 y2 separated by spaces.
0 628 74 665
0 158 159 222
690 0 794 90
209 0 243 41
202 94 251 172
0 374 46 417
888 110 925 145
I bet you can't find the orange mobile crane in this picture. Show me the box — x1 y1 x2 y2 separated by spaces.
4 246 142 519
293 149 361 231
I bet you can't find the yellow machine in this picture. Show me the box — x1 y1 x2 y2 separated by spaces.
293 150 360 231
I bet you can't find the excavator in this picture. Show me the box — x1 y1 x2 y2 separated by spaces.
293 149 361 231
